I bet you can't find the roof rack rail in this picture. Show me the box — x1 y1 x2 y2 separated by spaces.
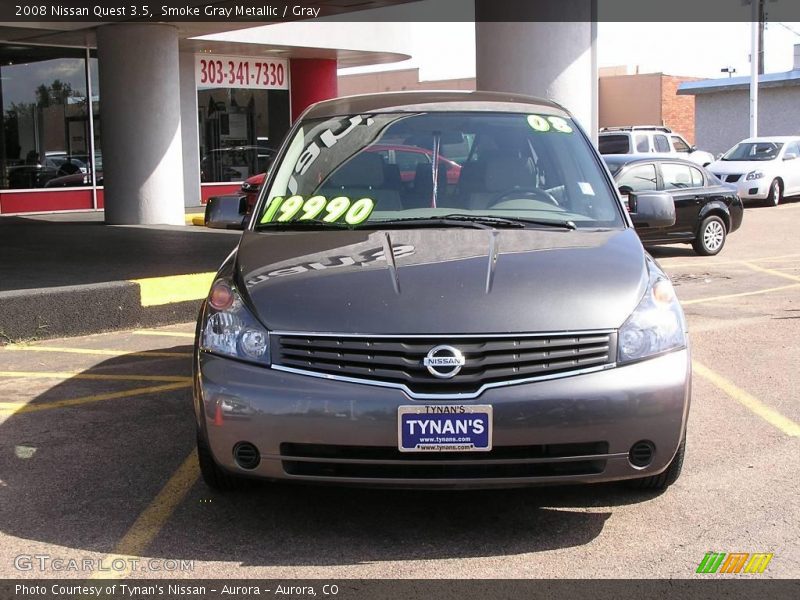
599 126 673 133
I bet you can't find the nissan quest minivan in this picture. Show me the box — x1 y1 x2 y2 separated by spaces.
195 91 691 493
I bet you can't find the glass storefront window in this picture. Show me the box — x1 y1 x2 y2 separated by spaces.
198 87 289 182
0 45 92 189
0 46 291 200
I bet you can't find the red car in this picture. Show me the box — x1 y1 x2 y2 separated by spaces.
239 144 462 211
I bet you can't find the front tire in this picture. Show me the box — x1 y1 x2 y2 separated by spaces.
766 178 782 206
197 433 247 491
627 439 686 491
692 215 727 256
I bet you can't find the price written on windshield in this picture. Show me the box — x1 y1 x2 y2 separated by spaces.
195 55 288 90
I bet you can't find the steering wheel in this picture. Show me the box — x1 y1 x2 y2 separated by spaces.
487 187 560 208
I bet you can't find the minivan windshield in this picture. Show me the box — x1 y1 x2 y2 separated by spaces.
722 141 783 161
257 112 623 230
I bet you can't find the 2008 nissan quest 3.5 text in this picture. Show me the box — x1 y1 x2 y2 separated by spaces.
194 91 691 493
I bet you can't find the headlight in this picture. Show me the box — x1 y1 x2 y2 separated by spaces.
618 271 687 364
200 280 270 365
745 170 764 181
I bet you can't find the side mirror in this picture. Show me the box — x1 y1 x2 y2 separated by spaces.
617 186 633 211
205 194 247 230
689 145 698 153
783 152 797 161
629 192 676 229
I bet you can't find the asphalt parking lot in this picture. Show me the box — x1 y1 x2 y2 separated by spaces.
0 200 798 581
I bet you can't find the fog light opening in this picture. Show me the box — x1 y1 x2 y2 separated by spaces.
629 441 655 468
233 442 260 470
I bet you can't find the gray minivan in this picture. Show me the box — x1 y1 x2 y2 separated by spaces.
195 91 690 492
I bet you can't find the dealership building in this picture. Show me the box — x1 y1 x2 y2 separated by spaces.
0 0 599 225
0 19 410 222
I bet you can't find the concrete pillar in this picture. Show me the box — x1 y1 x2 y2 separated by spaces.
475 0 597 136
97 24 185 225
179 51 201 208
289 58 338 122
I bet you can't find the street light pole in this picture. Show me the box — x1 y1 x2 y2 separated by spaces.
750 0 760 137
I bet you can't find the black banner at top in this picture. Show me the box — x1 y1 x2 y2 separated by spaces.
1 0 800 23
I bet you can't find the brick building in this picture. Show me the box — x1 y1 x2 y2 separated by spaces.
598 70 701 143
661 75 701 143
338 68 475 95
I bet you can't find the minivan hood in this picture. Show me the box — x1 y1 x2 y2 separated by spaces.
236 228 648 334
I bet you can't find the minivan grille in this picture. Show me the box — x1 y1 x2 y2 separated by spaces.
280 442 609 479
725 174 742 183
273 332 615 394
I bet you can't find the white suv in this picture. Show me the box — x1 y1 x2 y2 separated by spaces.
598 126 714 167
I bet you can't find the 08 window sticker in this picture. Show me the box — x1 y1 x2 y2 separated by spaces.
527 114 573 134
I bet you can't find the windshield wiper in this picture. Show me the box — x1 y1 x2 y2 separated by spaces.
255 214 577 231
490 215 577 230
364 214 575 230
364 215 522 230
255 219 353 231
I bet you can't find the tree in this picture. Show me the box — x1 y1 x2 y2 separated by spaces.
35 79 74 107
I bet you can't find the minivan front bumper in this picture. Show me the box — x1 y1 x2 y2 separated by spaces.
194 348 691 488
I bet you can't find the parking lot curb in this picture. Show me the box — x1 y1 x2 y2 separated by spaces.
0 274 213 342
131 273 216 307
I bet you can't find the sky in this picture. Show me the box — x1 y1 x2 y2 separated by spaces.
336 21 800 82
598 22 800 78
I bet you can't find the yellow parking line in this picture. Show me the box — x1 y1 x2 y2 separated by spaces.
749 254 800 263
91 449 200 580
663 253 800 270
0 382 190 414
131 273 214 307
3 345 191 358
132 330 195 339
0 371 190 383
681 283 800 305
693 361 800 437
741 261 800 283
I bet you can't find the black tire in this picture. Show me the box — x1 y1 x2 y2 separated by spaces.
692 215 727 256
766 178 782 206
197 433 246 491
627 439 685 491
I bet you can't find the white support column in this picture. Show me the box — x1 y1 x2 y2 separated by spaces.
475 1 596 135
179 51 201 208
97 23 185 225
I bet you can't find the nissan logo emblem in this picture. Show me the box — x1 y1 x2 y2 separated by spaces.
423 345 466 379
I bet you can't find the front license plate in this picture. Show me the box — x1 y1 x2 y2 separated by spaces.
397 405 493 452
